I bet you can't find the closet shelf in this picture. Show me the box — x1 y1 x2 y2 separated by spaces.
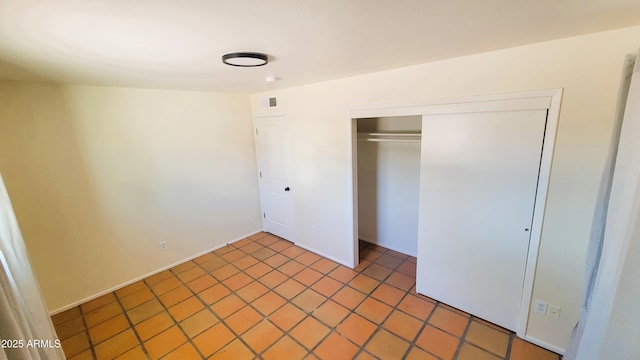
357 131 422 143
366 132 421 137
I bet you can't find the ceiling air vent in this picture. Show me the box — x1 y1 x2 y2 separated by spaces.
262 96 277 108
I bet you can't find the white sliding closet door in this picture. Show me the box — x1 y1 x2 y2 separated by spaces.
416 109 547 331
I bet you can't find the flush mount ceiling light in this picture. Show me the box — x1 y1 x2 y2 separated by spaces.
222 52 268 67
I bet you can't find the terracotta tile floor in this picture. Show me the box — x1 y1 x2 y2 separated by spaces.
51 232 562 360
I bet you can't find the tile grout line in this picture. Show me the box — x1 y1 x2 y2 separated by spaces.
236 235 336 357
208 236 324 357
360 240 468 359
128 250 234 358
286 240 419 358
188 248 260 358
353 244 411 357
452 312 474 359
75 292 147 359
78 237 419 358
79 305 98 359
54 233 560 360
169 242 278 357
53 308 92 358
112 289 151 359
256 237 338 357
155 259 223 359
258 237 378 350
366 241 478 358
469 316 513 359
369 242 430 359
231 234 371 357
506 332 516 360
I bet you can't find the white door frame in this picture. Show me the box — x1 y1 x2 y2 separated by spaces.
348 89 563 338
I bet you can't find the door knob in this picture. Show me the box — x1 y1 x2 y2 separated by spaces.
284 187 290 191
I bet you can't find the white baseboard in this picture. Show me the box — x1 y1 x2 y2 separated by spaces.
524 335 565 355
358 236 375 244
293 242 353 268
359 237 416 257
49 229 262 315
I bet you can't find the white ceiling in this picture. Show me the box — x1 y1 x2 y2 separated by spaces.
1 0 640 93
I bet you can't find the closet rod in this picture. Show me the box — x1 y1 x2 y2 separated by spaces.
361 138 421 143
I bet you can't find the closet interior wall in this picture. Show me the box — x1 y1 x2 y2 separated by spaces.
356 116 422 256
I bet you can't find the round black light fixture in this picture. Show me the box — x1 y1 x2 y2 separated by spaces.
222 52 268 67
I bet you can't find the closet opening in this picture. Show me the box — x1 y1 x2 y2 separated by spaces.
354 115 422 263
348 89 562 341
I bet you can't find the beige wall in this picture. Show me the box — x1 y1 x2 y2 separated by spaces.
0 83 262 312
250 26 640 350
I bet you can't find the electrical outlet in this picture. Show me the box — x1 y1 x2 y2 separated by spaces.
534 300 548 315
548 305 561 320
160 241 167 250
311 226 317 234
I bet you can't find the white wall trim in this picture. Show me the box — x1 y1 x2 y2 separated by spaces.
49 229 262 315
347 114 359 268
516 89 564 340
525 335 565 355
350 89 558 119
348 88 563 350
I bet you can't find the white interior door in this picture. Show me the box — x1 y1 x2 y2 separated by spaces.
416 109 547 331
255 116 295 241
